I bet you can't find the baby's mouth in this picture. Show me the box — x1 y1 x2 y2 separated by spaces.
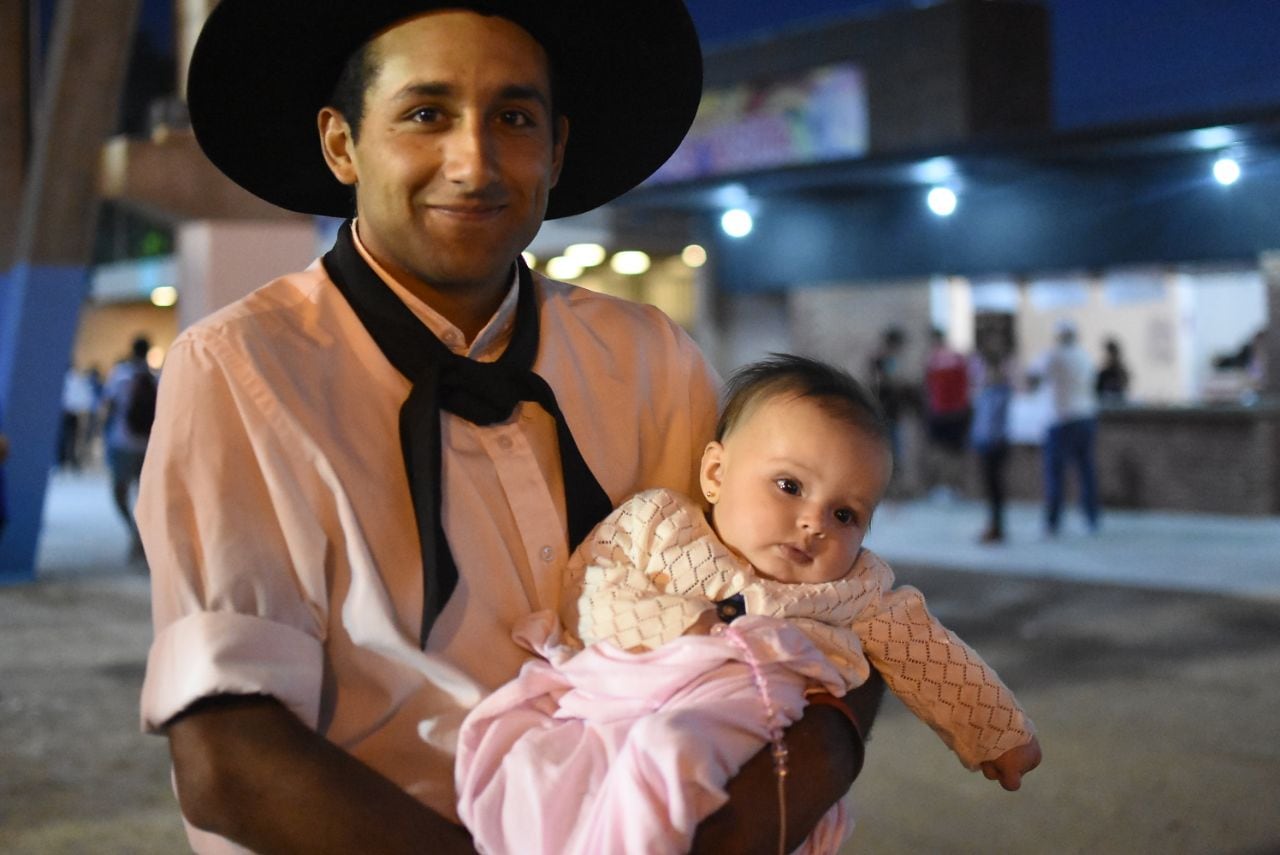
779 543 813 564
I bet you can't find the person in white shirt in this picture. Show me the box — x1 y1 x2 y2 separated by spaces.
138 3 881 852
1031 319 1100 535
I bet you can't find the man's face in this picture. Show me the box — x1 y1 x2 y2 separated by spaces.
320 11 567 296
700 394 892 585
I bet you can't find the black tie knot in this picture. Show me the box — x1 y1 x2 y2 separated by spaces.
438 355 533 427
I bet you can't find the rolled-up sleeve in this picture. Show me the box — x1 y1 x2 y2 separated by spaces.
138 331 330 733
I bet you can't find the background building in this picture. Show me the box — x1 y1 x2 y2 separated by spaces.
4 0 1280 581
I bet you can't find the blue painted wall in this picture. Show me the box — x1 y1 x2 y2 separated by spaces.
0 263 93 583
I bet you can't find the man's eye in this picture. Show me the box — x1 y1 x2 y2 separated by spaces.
775 478 800 495
409 107 442 123
499 110 533 127
834 508 855 526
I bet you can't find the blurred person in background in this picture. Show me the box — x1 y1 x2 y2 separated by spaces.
84 364 106 466
869 326 912 467
57 366 96 470
103 335 156 557
1094 337 1130 404
970 342 1015 544
1030 320 1099 536
922 328 970 501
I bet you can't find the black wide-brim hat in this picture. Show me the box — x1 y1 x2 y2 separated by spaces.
187 0 703 220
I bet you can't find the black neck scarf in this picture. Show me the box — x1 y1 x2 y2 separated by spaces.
322 221 612 647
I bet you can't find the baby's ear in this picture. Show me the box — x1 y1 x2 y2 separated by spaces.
699 441 724 503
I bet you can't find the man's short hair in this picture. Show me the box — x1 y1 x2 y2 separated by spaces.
131 336 152 361
329 43 381 142
716 353 891 452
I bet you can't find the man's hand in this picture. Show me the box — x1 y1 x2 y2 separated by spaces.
167 694 475 854
0 433 9 464
691 672 885 854
980 736 1043 791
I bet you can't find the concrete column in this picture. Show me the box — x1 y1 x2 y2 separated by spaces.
0 0 28 271
0 0 140 582
176 220 319 332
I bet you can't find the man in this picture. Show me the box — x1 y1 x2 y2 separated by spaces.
103 335 154 556
138 3 879 852
868 325 911 470
1032 319 1100 535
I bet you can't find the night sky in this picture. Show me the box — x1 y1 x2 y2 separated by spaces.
108 0 1280 130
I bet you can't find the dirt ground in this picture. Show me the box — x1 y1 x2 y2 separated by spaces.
2 566 1279 854
0 576 185 853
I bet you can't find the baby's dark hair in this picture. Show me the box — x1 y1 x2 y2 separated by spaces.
717 354 892 452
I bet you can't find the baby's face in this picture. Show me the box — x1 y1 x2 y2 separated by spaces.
701 394 892 584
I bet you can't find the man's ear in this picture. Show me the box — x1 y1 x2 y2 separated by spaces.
549 115 570 187
318 107 358 186
699 441 724 504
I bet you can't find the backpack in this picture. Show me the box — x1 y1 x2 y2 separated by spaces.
123 368 158 436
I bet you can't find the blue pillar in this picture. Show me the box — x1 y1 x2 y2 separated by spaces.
0 262 90 584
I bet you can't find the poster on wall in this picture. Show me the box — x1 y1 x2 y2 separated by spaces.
648 63 869 184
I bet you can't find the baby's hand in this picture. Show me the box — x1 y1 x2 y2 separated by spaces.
685 609 720 636
980 736 1042 791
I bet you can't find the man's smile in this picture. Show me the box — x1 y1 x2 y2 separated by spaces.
426 201 508 220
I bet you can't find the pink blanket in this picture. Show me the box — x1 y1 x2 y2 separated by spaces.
455 611 852 855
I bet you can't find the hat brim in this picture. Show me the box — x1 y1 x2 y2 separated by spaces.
187 0 702 220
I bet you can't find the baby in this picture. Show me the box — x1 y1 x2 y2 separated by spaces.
456 354 1041 854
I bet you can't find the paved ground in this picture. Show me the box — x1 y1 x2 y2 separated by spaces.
2 468 1279 853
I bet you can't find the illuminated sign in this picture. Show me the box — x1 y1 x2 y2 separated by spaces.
649 63 868 183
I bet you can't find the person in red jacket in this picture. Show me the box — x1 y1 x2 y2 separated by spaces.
922 328 972 500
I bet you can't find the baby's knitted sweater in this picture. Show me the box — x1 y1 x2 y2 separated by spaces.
561 488 1036 769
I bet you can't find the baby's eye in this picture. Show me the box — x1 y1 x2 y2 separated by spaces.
834 508 856 526
774 478 800 495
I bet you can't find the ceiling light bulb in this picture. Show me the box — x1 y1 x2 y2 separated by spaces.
1213 156 1241 186
721 208 753 238
610 251 651 275
927 186 958 217
564 243 607 266
681 244 707 268
546 256 584 280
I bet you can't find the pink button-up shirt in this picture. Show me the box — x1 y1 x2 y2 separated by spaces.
138 230 718 851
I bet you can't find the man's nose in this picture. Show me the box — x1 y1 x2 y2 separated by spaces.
442 119 499 187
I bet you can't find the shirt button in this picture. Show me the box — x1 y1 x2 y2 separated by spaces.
540 546 555 562
497 436 513 451
651 572 670 588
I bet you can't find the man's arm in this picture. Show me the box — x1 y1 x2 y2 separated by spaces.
167 694 475 855
691 672 886 854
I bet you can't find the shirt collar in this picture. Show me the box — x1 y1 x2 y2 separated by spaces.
350 219 519 360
